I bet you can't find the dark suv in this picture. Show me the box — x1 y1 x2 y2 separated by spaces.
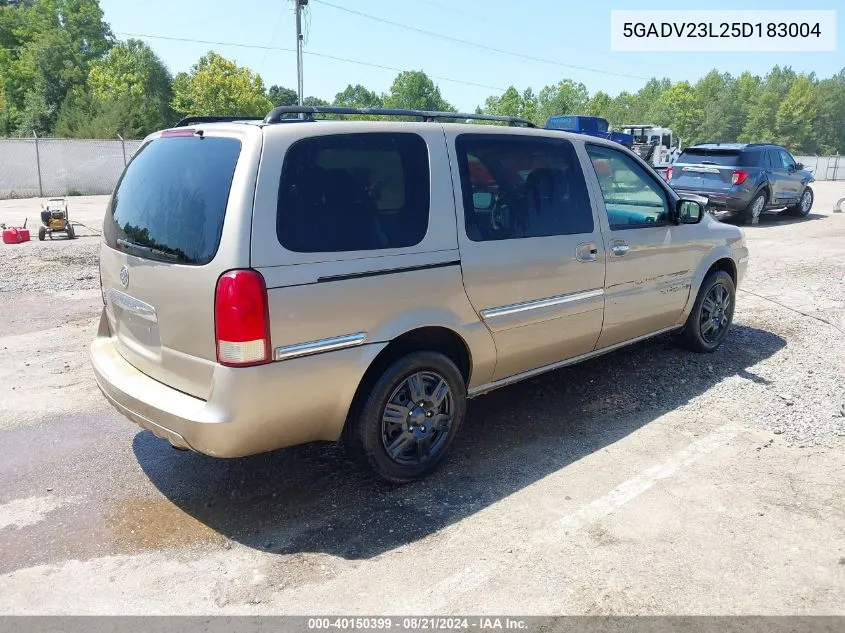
666 143 814 224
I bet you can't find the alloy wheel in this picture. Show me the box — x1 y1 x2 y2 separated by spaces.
700 282 732 344
381 371 453 465
801 190 812 213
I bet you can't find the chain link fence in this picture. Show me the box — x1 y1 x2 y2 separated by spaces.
0 136 143 199
1 138 842 200
794 155 845 181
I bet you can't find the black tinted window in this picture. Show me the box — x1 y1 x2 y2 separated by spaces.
739 150 762 167
679 149 741 166
766 150 779 168
104 136 241 265
455 134 593 242
277 133 429 253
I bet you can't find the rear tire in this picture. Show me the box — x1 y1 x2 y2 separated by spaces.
675 270 736 353
739 191 766 225
786 186 813 217
38 227 45 241
66 224 75 239
346 351 466 483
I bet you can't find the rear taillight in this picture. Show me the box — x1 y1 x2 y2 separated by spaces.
665 166 673 181
732 170 749 185
215 270 271 366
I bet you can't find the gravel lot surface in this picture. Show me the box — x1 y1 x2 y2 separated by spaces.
0 186 843 615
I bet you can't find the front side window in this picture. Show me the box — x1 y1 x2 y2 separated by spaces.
586 144 669 230
596 119 609 134
455 134 594 242
277 133 429 253
778 149 796 170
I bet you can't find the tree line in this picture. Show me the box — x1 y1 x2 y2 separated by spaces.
2 0 844 153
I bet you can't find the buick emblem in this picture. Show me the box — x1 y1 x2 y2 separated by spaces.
119 265 129 288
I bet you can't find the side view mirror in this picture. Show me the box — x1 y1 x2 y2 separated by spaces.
794 162 804 170
676 198 705 224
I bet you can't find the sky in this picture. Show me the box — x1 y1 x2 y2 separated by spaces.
99 0 844 111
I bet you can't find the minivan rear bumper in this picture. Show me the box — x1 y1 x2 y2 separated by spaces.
90 310 385 457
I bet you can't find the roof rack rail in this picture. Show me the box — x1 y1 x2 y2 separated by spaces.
174 115 264 127
262 106 536 127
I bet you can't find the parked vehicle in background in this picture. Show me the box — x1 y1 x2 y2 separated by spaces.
90 106 747 483
546 115 634 148
621 124 678 170
666 143 815 224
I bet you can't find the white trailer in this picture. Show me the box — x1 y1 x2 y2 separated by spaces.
620 124 681 171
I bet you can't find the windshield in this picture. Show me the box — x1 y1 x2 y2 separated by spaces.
104 135 241 265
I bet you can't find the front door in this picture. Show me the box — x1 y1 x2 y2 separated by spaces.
584 143 707 348
446 131 606 381
766 149 790 205
777 148 803 205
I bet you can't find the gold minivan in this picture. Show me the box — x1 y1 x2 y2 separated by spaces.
91 107 748 482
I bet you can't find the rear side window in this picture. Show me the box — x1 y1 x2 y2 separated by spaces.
739 150 762 167
455 134 593 242
104 136 241 265
277 133 429 253
678 149 740 166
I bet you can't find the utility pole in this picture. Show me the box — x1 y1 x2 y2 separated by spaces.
294 0 308 106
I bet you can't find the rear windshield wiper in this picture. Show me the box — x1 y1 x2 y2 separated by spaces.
117 238 183 263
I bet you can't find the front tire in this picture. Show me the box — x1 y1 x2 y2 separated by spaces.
675 270 736 353
66 224 75 239
787 186 813 217
38 227 45 241
347 351 466 483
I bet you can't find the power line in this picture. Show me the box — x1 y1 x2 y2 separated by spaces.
312 0 648 81
113 32 507 92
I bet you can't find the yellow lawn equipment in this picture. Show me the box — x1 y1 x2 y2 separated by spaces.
38 198 75 240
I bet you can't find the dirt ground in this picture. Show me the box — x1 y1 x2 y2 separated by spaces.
0 186 843 615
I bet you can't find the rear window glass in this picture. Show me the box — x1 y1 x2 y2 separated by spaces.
104 136 241 265
679 149 760 167
277 133 430 253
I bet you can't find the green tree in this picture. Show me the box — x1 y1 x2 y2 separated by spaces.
775 74 818 152
86 39 173 132
171 51 272 117
740 66 796 143
384 71 453 112
535 79 589 124
333 83 383 109
2 0 113 134
652 81 703 143
268 84 298 107
694 70 743 143
585 91 613 120
814 68 845 153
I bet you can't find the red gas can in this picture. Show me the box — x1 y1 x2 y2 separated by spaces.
2 226 31 244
